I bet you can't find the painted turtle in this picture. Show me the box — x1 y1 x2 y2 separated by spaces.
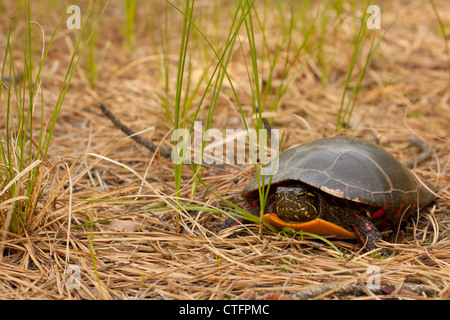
222 136 435 252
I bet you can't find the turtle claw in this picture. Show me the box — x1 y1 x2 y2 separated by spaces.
346 212 386 255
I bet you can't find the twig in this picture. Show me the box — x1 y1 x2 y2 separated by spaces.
98 103 172 157
404 135 433 169
2 72 24 83
292 282 431 299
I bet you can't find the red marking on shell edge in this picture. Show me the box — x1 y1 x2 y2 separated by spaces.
372 208 385 219
393 202 404 219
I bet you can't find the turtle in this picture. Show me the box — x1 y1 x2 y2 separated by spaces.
221 136 436 252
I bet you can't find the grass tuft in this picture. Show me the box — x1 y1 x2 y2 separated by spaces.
0 1 108 236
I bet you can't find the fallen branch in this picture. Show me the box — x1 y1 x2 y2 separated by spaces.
98 103 172 158
291 282 432 299
404 135 433 169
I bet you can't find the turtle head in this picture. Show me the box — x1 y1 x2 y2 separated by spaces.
274 186 320 222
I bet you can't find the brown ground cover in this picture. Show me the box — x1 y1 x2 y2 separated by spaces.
0 0 448 299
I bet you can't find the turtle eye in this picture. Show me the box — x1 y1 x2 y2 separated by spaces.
295 191 307 199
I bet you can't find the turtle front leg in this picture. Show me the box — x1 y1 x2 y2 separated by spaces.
327 207 384 253
348 212 383 252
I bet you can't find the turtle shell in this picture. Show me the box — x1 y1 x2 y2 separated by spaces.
243 136 435 229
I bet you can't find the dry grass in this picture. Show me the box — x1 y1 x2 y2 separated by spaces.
0 0 449 300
